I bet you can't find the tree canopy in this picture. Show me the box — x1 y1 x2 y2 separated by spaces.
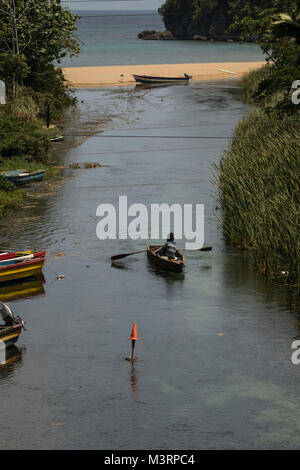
0 0 80 97
158 0 299 41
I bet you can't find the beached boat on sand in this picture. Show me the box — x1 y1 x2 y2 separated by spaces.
0 302 25 348
133 74 191 84
147 245 185 273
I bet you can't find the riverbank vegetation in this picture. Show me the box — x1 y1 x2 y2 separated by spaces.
0 0 80 215
215 0 300 304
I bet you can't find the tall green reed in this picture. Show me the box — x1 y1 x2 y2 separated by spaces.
215 109 299 300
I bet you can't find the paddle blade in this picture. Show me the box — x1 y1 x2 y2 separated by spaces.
111 249 146 261
198 246 212 251
111 253 130 261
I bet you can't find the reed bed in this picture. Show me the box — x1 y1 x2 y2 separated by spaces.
215 109 299 300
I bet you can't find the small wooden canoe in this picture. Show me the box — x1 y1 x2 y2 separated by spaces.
0 256 45 283
147 245 185 273
133 74 191 84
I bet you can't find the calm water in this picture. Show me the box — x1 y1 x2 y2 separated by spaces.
62 10 263 67
0 80 299 450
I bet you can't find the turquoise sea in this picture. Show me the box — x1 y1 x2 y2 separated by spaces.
62 10 264 67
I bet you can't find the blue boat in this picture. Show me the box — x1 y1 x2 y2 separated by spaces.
3 169 45 186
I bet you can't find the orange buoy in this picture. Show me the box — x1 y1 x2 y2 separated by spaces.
128 322 139 362
128 322 139 341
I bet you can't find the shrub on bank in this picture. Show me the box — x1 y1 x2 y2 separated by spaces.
0 174 26 217
0 114 50 161
239 63 299 114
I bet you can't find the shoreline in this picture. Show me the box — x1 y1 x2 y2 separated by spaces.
62 62 264 88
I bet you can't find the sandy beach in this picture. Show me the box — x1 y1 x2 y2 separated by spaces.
63 62 264 87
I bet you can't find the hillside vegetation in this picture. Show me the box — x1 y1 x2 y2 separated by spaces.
158 0 295 40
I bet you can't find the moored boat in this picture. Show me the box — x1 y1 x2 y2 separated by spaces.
133 73 191 84
147 245 185 273
0 256 46 283
0 251 45 266
0 302 25 348
3 169 45 186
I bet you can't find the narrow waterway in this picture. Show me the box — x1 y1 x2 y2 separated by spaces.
0 80 299 450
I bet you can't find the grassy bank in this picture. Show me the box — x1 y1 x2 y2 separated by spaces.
0 184 26 217
216 70 299 304
0 98 64 217
0 157 62 216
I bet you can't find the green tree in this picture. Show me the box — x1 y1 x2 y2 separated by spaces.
272 0 300 44
0 0 79 98
228 0 297 46
0 52 29 97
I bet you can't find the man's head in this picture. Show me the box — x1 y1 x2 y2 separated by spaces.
168 232 174 241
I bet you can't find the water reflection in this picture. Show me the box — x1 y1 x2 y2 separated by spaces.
134 83 186 92
0 275 45 302
111 261 130 271
0 345 23 373
147 260 185 284
222 247 298 313
129 363 138 402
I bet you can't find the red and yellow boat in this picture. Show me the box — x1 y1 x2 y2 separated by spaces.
0 251 46 283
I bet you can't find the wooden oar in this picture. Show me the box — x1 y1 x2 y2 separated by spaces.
111 250 146 261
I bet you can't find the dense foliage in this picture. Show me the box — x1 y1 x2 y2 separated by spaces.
215 1 300 302
0 174 14 191
158 0 298 40
216 110 299 291
158 0 231 38
0 114 50 160
0 0 79 102
0 1 79 217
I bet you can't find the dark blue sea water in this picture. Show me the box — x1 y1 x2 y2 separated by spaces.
62 10 263 67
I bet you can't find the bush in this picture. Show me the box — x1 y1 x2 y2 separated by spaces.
240 61 300 115
0 188 26 217
0 175 14 191
0 114 50 161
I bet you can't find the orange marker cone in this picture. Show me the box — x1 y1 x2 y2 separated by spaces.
128 322 139 341
128 322 139 362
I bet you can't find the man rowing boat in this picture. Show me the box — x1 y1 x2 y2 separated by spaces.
163 233 176 260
